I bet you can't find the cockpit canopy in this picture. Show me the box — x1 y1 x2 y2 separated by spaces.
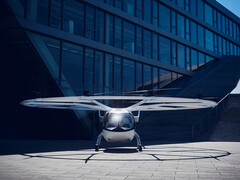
103 109 134 131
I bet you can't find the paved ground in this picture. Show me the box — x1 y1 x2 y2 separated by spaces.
0 140 240 179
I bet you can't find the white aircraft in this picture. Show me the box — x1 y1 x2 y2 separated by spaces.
21 96 216 151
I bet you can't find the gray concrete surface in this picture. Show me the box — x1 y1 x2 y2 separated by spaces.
0 140 240 179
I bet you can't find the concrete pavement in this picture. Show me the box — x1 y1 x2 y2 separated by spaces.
0 140 240 179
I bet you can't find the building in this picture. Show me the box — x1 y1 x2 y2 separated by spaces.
0 0 240 139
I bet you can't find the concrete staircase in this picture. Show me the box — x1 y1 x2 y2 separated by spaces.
163 56 240 99
137 109 209 141
199 95 240 141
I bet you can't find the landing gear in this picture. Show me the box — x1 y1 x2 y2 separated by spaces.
95 132 103 152
95 145 99 151
135 132 142 152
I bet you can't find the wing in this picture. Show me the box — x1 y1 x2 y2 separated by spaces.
126 97 217 111
21 96 111 111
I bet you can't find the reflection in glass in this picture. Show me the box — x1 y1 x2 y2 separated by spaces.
143 64 152 89
123 59 135 92
144 0 151 23
84 48 94 94
143 29 152 58
177 14 184 38
50 0 62 29
136 0 142 19
152 67 158 89
95 51 104 94
204 3 213 25
123 21 135 53
177 43 185 69
159 69 171 88
63 0 84 36
61 42 83 95
96 9 104 43
115 17 122 49
152 33 158 60
85 5 95 40
136 63 143 90
205 29 213 52
26 0 49 26
123 0 135 16
114 57 122 95
159 36 171 65
198 25 204 48
105 54 113 93
159 4 170 32
105 14 114 46
136 26 143 55
191 49 198 70
198 52 205 67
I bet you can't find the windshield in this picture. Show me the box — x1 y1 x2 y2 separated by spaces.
104 112 134 131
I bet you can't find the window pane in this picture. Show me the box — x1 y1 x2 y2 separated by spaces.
42 36 60 78
198 52 204 67
152 33 158 60
136 26 143 55
171 10 176 34
61 42 83 95
96 10 104 43
204 3 213 25
152 67 158 89
143 29 152 58
177 43 185 69
50 0 62 29
123 21 135 53
218 36 222 55
84 48 94 94
123 59 135 92
159 36 171 64
106 0 113 5
27 0 49 26
159 69 171 88
136 0 142 19
152 0 158 26
115 0 123 10
190 0 197 16
136 63 143 90
115 17 122 49
159 4 170 32
95 51 104 94
63 0 84 36
205 29 213 51
177 0 184 9
105 54 113 93
218 12 222 31
85 6 95 40
105 14 114 45
172 41 177 66
123 0 135 16
191 49 197 70
186 47 190 70
185 18 190 40
197 0 203 20
177 13 185 38
114 56 122 95
143 0 151 23
190 21 197 44
198 25 204 47
143 65 152 89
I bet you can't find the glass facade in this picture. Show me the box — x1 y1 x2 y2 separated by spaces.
8 0 240 95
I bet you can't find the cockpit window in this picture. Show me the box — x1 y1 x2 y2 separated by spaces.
104 112 134 131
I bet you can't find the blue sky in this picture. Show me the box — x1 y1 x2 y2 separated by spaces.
216 0 240 18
